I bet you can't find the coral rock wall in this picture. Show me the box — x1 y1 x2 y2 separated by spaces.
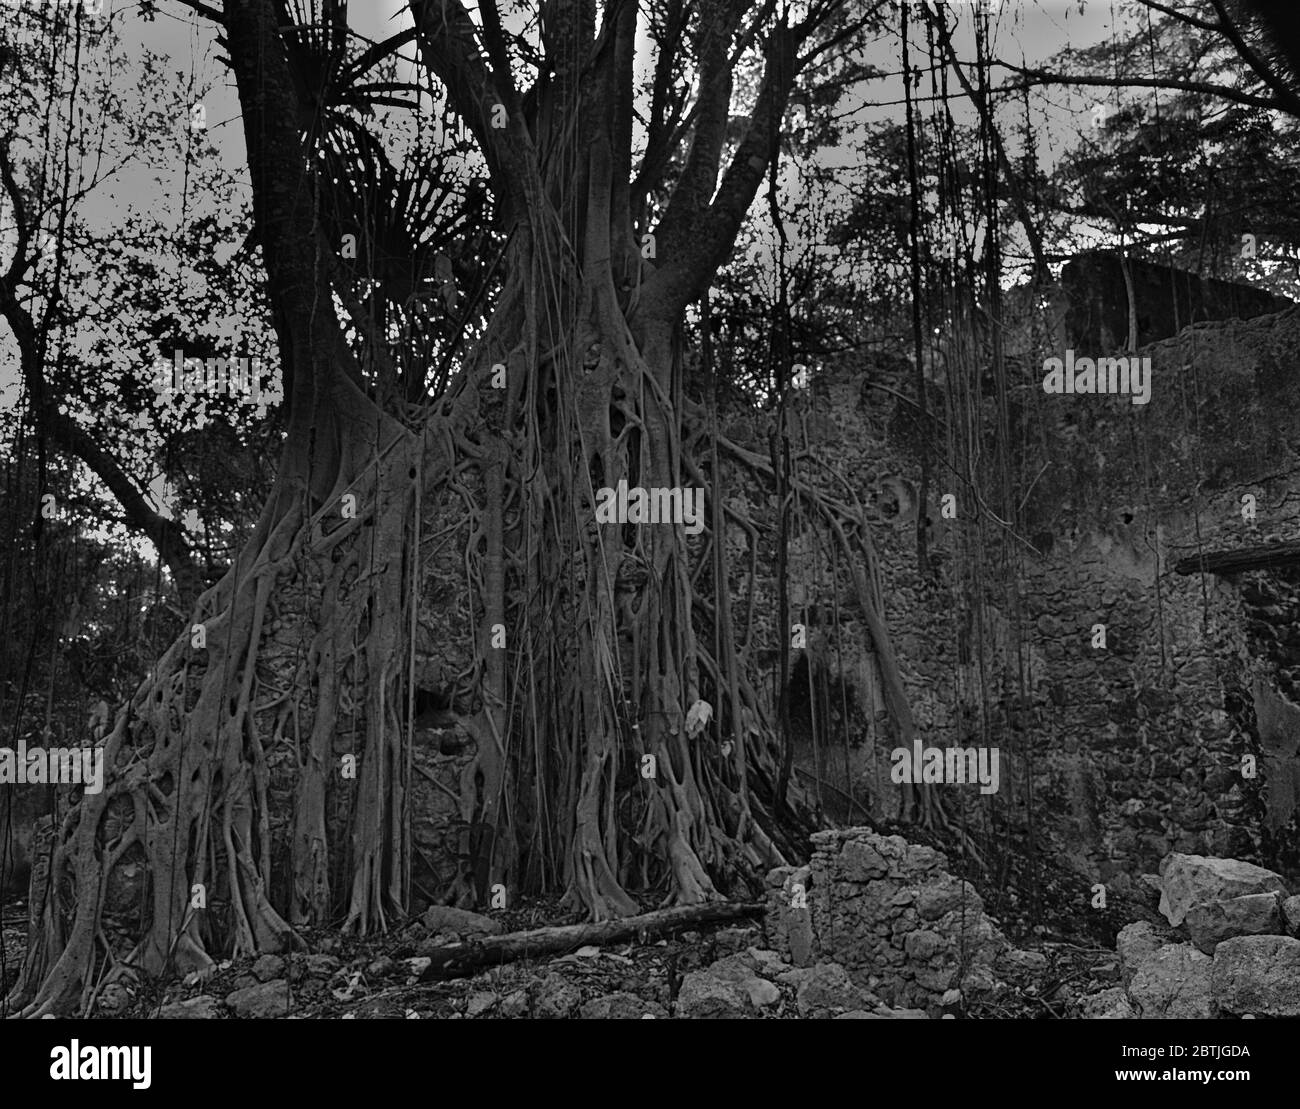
764 829 1006 1010
772 307 1300 895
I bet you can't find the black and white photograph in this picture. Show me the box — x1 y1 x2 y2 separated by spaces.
0 0 1297 1092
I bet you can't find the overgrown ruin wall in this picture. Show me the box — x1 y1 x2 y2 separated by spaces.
764 828 1008 1011
11 269 1298 926
766 303 1300 901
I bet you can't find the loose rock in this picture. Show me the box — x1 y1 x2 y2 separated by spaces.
1127 944 1215 1019
157 995 221 1020
579 992 666 1019
96 982 132 1015
1157 854 1287 927
1078 987 1136 1019
1210 935 1300 1017
499 990 530 1018
1116 921 1165 983
675 970 753 1019
252 954 286 983
533 974 580 1019
793 962 877 1017
1185 894 1284 954
466 991 497 1017
225 979 293 1019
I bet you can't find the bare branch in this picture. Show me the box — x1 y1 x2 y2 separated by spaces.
174 0 225 22
336 28 418 85
632 0 691 219
1133 0 1223 33
0 144 34 290
992 61 1289 114
0 147 199 594
797 3 886 67
644 15 800 315
44 407 199 596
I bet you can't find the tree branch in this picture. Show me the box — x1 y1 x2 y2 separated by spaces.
44 408 200 597
644 14 800 316
1205 0 1300 116
1133 0 1223 33
0 101 205 600
605 0 639 263
632 0 687 223
1238 0 1300 90
992 60 1290 115
336 29 419 86
654 0 750 259
175 0 225 23
408 0 537 231
0 216 200 595
477 0 520 113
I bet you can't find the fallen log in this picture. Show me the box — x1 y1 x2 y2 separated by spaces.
1173 541 1300 576
415 901 765 981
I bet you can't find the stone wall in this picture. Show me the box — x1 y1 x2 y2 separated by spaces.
761 305 1300 901
764 828 1007 1011
1016 309 1300 881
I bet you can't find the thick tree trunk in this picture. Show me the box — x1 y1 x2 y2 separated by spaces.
10 0 916 1013
431 123 815 922
6 0 425 1016
5 362 422 1015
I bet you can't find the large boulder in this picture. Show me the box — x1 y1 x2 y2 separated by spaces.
156 995 221 1019
1126 943 1215 1018
789 962 878 1017
675 969 754 1019
697 953 782 1010
1157 854 1287 926
1185 894 1285 954
224 979 292 1019
1210 935 1300 1016
252 954 286 982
